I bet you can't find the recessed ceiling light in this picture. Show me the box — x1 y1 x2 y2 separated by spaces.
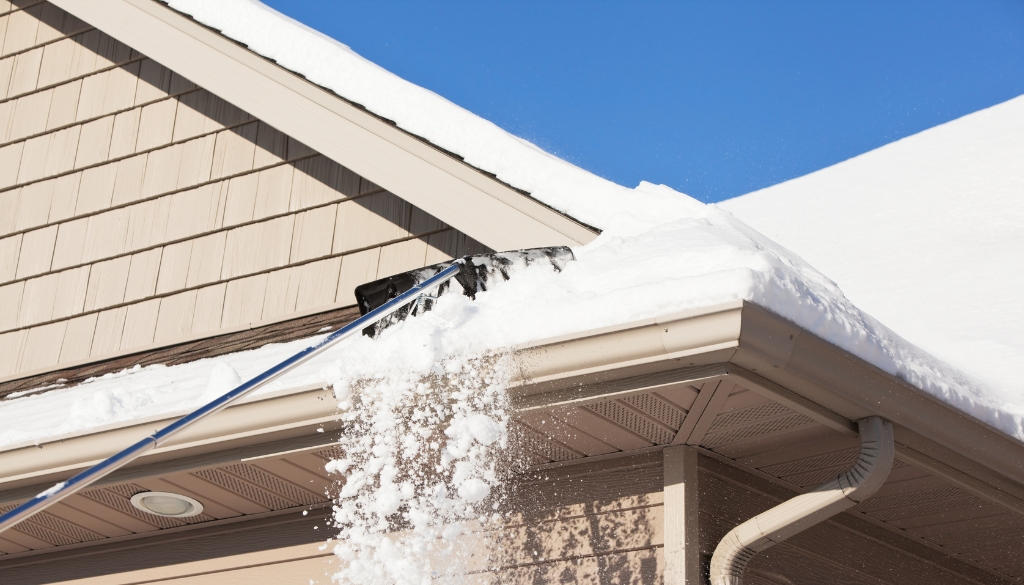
130 491 204 518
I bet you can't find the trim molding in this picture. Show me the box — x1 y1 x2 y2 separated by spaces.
47 0 598 251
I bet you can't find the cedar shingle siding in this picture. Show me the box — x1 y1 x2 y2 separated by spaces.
0 0 488 379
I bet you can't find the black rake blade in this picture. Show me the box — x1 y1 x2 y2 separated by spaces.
353 247 575 337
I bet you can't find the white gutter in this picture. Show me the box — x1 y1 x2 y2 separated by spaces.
709 416 894 585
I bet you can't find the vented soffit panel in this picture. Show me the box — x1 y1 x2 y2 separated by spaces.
46 0 598 252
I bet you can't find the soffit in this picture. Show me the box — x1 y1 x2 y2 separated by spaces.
515 370 1024 583
1 368 1021 583
46 0 598 252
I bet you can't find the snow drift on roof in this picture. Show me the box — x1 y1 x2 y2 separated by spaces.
722 95 1024 407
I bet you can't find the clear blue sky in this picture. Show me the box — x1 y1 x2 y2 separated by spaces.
261 1 1024 203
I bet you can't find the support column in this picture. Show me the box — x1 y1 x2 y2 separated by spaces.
664 445 700 585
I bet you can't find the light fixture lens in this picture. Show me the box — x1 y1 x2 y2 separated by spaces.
130 491 203 518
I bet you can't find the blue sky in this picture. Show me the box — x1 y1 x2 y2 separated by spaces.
262 1 1024 203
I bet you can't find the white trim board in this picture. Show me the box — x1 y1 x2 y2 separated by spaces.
48 0 598 252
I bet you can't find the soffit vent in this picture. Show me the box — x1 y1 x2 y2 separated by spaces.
193 468 297 510
622 392 686 430
221 464 323 507
854 486 987 521
585 400 673 445
702 413 815 448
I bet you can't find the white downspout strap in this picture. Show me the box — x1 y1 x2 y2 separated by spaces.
709 416 894 585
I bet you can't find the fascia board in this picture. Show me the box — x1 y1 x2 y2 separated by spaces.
48 0 598 251
733 302 1024 490
5 300 1023 516
513 301 1024 511
513 301 745 394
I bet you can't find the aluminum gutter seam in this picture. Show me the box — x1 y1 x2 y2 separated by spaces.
708 416 895 585
47 0 597 251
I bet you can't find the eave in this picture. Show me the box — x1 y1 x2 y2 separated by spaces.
3 300 1022 518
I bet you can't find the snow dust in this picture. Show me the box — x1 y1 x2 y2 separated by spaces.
325 354 516 584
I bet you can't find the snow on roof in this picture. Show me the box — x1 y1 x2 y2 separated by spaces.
721 95 1024 414
0 0 1019 449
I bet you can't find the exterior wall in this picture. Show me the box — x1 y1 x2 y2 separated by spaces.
0 454 663 584
0 1 487 379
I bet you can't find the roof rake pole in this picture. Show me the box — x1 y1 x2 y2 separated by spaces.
0 261 467 536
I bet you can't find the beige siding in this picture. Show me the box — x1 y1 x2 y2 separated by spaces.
0 3 489 379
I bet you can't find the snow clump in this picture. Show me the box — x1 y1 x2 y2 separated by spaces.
327 354 515 584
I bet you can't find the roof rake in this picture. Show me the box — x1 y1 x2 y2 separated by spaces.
0 246 574 535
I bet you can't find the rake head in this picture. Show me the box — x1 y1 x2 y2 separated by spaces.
353 247 575 336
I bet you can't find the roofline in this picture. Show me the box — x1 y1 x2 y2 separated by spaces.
48 0 598 252
2 300 1022 518
512 301 1024 513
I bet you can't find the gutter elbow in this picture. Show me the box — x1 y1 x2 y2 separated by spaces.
709 416 894 585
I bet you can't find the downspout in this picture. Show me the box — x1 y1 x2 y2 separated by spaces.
709 416 894 585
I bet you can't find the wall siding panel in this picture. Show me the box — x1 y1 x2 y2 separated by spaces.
2 6 41 56
119 297 160 350
75 163 116 214
58 312 96 362
0 5 490 380
220 273 267 329
15 224 56 278
190 282 225 336
335 248 380 307
11 89 53 140
45 170 80 222
15 133 49 183
44 77 80 129
90 306 127 356
14 180 53 231
134 97 176 152
0 55 15 100
73 115 112 168
260 265 299 322
153 289 196 344
83 255 129 312
290 204 336 263
18 271 58 326
51 264 89 320
107 106 139 158
0 330 27 377
19 319 66 371
0 281 24 330
37 37 75 88
123 248 161 302
7 47 42 96
0 233 21 281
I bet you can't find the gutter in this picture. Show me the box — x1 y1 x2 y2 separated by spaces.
709 416 894 585
2 302 1022 518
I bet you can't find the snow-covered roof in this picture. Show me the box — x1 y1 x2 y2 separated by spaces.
0 0 1020 448
721 95 1024 413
